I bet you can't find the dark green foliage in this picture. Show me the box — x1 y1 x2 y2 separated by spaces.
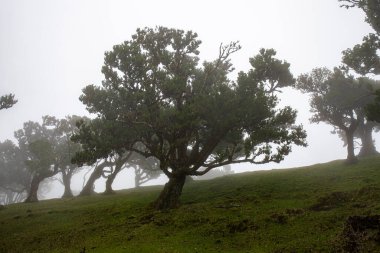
342 34 380 75
339 0 380 34
25 140 55 173
366 90 380 122
0 93 17 110
73 26 306 209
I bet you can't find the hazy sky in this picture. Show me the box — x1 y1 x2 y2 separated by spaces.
0 0 378 193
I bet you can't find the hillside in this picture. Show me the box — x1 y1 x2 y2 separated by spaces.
1 156 380 252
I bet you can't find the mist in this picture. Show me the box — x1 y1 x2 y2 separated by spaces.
1 0 379 199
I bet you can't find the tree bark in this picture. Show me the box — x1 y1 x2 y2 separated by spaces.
153 174 186 210
358 125 377 157
79 162 109 196
61 170 73 198
24 175 43 203
104 165 123 195
346 130 358 164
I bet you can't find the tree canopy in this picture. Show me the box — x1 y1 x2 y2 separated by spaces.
296 67 379 163
0 94 17 110
73 27 307 209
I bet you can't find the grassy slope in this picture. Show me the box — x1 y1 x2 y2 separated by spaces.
1 156 380 253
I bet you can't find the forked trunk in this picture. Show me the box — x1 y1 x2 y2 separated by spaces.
24 176 42 203
346 130 358 164
153 174 186 210
61 171 73 198
104 165 123 195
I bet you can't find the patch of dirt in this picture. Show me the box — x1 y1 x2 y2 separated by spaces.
310 191 352 211
335 215 380 253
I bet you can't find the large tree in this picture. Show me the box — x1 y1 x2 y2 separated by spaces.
73 27 306 210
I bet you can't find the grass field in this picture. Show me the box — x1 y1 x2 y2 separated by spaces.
1 156 380 252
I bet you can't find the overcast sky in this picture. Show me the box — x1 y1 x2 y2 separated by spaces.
0 0 378 193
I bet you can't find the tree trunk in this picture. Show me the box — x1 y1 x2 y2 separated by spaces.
134 167 142 188
358 125 377 157
24 176 42 203
61 171 73 198
346 130 358 164
104 165 123 195
153 174 186 210
79 166 103 196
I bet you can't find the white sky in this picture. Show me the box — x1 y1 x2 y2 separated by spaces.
0 0 378 195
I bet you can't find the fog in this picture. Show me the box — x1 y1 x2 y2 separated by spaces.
1 0 379 198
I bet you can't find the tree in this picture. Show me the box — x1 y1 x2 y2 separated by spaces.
15 116 83 202
24 139 56 202
43 115 85 198
340 0 380 122
0 140 31 204
296 68 377 163
73 27 306 210
0 94 17 110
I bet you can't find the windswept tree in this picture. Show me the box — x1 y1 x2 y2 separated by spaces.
73 27 306 210
15 116 84 202
0 94 17 110
15 120 57 202
24 139 56 202
43 115 85 198
296 68 377 163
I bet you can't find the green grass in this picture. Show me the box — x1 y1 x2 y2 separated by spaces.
1 156 380 252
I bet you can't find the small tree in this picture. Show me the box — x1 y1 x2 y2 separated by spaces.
73 27 306 209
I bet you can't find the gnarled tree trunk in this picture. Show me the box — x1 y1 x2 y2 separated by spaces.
153 174 186 210
61 170 73 198
358 125 377 157
24 175 43 203
346 130 358 164
79 162 109 196
104 165 123 195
